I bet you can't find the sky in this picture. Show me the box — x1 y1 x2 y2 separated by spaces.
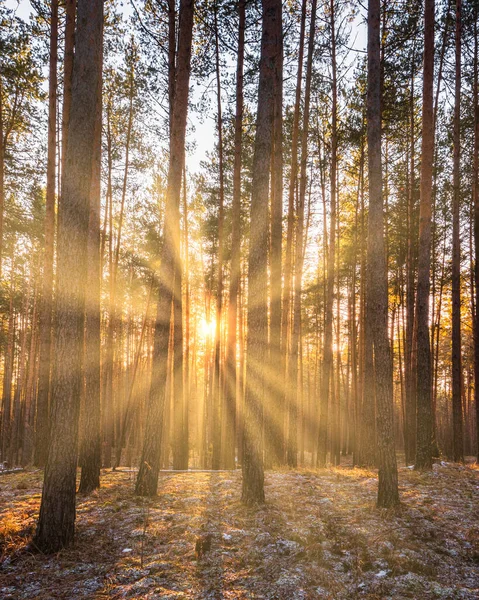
6 0 367 177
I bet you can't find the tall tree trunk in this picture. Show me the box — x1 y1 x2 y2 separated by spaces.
212 1 225 470
267 0 283 468
473 0 479 465
1 267 15 463
317 0 336 468
224 0 245 470
61 0 76 182
404 64 417 466
281 0 306 467
78 39 103 493
415 0 434 470
242 0 279 505
452 0 464 463
34 0 58 468
135 0 194 496
288 0 316 467
33 0 103 553
367 0 399 508
0 76 4 279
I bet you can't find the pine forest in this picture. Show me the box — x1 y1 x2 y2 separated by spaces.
0 0 478 598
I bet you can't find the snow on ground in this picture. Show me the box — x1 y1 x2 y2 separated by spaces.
0 461 478 599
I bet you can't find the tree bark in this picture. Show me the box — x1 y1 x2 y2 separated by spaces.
78 37 103 493
223 0 245 470
415 0 434 471
135 0 194 496
452 0 464 463
367 0 399 508
33 0 103 553
288 0 316 468
212 0 225 470
34 0 58 468
282 0 306 467
242 0 279 505
473 0 479 465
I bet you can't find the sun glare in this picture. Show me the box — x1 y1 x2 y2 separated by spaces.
199 317 216 340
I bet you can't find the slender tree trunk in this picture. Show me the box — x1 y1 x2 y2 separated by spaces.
367 0 399 508
211 1 225 470
242 0 279 505
33 0 103 552
405 65 417 466
288 0 316 467
135 0 194 496
318 0 336 467
34 0 58 467
282 0 306 467
267 0 283 469
473 0 479 464
452 0 464 463
0 76 4 279
61 0 75 182
415 0 434 470
79 39 103 493
224 0 245 470
181 168 190 467
1 267 15 463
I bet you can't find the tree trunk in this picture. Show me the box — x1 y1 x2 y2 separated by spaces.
288 0 316 468
367 0 399 508
61 0 76 182
135 0 194 496
415 0 434 471
34 0 58 467
211 0 225 470
266 0 283 468
78 38 103 493
318 0 336 468
452 0 464 463
242 0 279 505
33 0 103 553
223 0 245 470
281 0 306 467
473 0 479 464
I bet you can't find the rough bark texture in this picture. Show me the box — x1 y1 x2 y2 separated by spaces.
288 0 316 468
473 1 479 465
367 0 399 508
33 0 103 553
282 0 306 467
267 0 283 468
452 0 464 463
61 0 76 182
223 0 245 470
212 1 225 471
317 0 336 468
415 0 434 471
78 38 103 493
242 0 278 505
34 0 58 468
135 0 193 497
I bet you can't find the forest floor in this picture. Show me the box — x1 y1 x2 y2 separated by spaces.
0 460 478 599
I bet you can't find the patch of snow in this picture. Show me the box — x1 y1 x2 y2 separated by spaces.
376 569 389 578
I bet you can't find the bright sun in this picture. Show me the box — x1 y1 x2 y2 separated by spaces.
199 317 216 339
